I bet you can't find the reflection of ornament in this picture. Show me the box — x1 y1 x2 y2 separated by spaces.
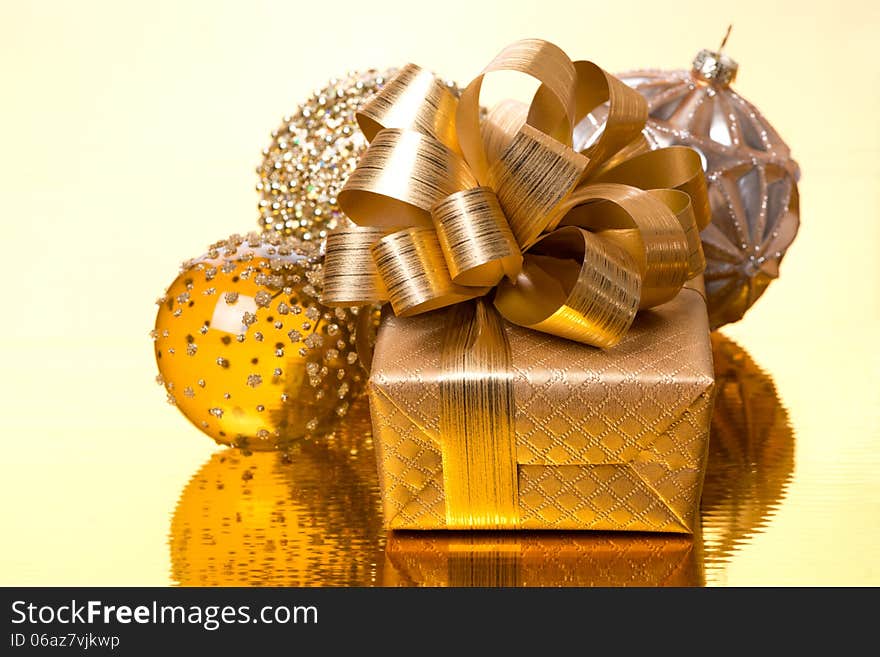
163 334 794 587
384 533 702 587
170 399 385 586
153 232 366 450
701 334 795 573
256 70 395 241
612 49 800 329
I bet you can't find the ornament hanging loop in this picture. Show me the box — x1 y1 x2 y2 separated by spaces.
718 24 733 53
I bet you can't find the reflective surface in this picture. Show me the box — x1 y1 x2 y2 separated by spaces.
165 336 797 586
701 334 795 573
170 402 386 586
1 0 878 586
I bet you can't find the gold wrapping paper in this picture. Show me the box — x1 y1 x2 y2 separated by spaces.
369 287 714 532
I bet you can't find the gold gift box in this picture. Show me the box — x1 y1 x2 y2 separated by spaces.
369 286 715 532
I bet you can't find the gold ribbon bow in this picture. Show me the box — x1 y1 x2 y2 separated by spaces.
322 39 710 349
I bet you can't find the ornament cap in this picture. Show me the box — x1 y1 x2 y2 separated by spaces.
692 49 739 87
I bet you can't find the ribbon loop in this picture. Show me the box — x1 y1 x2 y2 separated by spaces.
494 226 642 348
355 63 461 152
372 227 488 317
482 99 531 165
321 39 710 351
322 227 391 306
559 183 692 309
431 187 522 286
457 38 578 185
590 145 712 230
490 124 589 249
571 61 648 176
338 128 477 229
647 188 705 280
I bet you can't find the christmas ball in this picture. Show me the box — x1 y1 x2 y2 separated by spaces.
256 69 395 241
153 232 366 450
613 50 800 329
701 334 794 569
169 399 386 586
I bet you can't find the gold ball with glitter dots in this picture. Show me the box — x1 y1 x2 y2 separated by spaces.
153 232 367 450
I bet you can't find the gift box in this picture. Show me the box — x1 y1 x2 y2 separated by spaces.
369 286 714 532
319 39 718 532
383 532 703 586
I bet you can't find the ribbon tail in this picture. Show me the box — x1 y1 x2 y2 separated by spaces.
439 299 519 529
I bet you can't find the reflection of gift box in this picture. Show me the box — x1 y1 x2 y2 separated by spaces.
383 532 703 587
369 286 714 532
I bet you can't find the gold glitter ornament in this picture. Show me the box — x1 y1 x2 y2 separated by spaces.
580 43 800 329
256 70 395 241
153 232 366 450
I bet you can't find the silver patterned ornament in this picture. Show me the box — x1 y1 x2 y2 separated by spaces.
615 50 800 329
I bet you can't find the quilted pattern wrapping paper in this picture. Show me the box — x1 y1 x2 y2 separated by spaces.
369 286 715 532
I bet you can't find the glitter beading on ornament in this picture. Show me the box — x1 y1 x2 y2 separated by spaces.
153 232 367 450
592 54 800 329
256 70 395 241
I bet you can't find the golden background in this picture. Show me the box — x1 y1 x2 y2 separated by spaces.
1 0 877 585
